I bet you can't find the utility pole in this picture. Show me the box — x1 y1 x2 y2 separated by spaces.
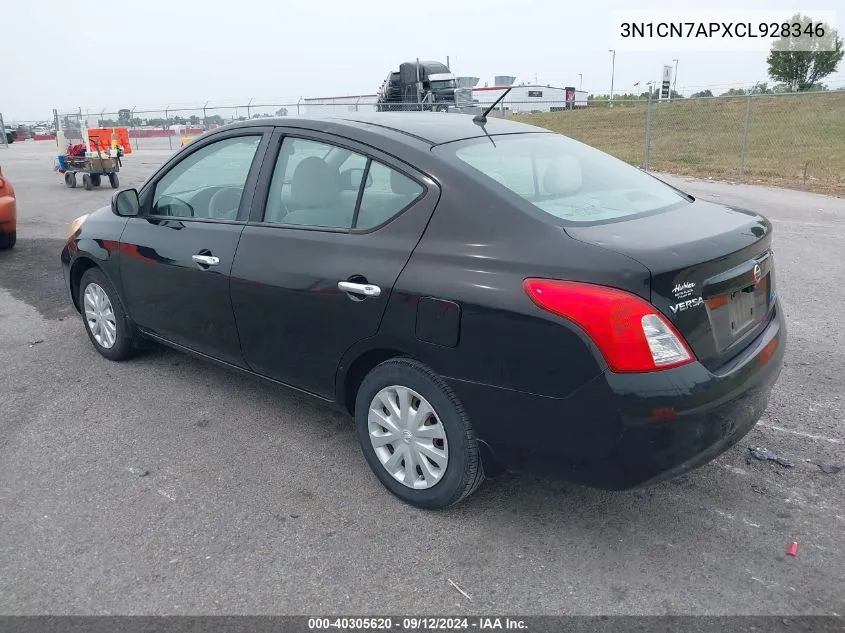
609 49 616 105
672 58 679 99
579 73 583 90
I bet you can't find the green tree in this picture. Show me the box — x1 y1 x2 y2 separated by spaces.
275 107 288 116
117 108 131 125
690 89 713 98
767 14 843 91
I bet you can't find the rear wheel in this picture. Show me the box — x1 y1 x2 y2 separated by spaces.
82 174 92 190
354 358 484 509
0 231 15 250
79 268 135 361
65 172 77 188
90 174 101 187
109 173 119 188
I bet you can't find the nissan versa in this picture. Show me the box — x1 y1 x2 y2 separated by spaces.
61 112 786 509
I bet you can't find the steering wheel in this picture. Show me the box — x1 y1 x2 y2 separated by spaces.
208 187 242 220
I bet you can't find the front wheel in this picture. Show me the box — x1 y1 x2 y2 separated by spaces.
109 173 119 188
354 358 484 509
79 268 135 361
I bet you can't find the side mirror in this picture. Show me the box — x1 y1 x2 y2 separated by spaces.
112 188 140 217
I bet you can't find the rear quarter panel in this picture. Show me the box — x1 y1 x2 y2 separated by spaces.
374 167 652 398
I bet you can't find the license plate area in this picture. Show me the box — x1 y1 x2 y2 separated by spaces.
728 285 761 335
708 274 771 351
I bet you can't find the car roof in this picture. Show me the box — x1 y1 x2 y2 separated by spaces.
225 112 548 146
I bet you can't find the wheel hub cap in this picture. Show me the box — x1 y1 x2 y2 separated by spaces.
368 386 449 490
83 282 117 349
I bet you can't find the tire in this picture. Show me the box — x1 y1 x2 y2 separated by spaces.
0 231 15 250
65 172 77 188
82 174 92 190
90 174 101 187
109 173 119 189
354 358 484 509
78 267 135 361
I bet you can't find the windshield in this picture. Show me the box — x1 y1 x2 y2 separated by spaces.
434 133 688 225
430 80 456 90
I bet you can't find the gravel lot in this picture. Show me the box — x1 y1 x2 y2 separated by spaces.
1 139 843 616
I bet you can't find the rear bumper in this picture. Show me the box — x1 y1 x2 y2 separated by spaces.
448 302 786 489
0 195 16 233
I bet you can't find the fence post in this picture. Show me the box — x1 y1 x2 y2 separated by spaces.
247 98 254 119
165 106 172 150
53 109 60 149
131 106 138 150
739 94 751 178
643 90 653 170
0 113 7 149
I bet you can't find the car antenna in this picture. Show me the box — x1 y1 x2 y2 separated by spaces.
473 87 512 125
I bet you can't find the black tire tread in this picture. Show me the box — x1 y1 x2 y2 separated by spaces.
0 230 15 249
358 357 484 509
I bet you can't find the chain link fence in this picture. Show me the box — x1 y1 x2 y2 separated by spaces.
44 90 845 194
516 90 845 194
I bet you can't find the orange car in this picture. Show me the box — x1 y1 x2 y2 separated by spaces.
0 163 16 249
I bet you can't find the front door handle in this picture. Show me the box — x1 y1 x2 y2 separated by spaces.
338 281 381 298
192 254 220 267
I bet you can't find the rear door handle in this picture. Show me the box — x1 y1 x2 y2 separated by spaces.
192 254 220 267
338 281 381 297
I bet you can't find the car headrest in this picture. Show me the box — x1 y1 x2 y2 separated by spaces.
390 168 420 196
543 155 582 196
290 157 341 208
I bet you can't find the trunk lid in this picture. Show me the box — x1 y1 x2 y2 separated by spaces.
565 199 776 371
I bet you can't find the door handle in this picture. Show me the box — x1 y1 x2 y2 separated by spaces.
192 254 220 267
338 281 381 297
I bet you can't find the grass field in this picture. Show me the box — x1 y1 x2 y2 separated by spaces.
513 91 845 195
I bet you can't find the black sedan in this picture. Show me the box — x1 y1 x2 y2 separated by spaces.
61 112 786 509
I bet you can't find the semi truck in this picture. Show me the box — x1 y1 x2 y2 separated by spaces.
376 60 473 112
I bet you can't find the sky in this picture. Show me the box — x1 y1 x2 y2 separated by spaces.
1 0 843 121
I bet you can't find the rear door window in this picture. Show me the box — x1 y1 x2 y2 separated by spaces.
262 137 423 230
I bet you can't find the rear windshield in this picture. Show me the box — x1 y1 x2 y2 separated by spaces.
433 132 688 224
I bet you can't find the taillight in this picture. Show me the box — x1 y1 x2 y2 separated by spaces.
523 278 694 373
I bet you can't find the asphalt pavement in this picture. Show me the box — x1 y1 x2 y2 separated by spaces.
0 140 843 615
